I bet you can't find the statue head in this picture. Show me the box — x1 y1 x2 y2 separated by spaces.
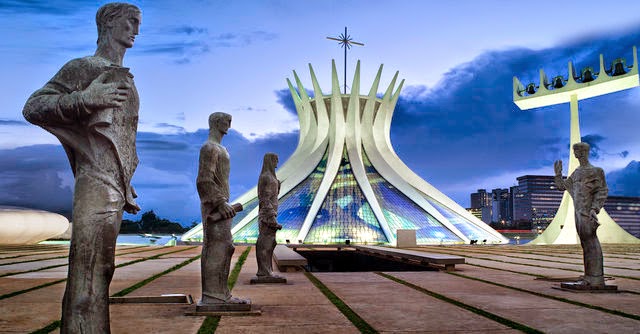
96 3 141 48
573 142 590 160
261 153 279 175
208 112 232 135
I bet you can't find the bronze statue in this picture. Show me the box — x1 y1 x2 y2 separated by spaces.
196 112 250 310
252 153 286 284
22 3 141 332
554 142 608 288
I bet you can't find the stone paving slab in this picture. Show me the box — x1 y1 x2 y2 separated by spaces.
1 244 640 333
391 271 640 333
450 262 640 316
316 272 513 333
0 258 68 274
216 247 359 334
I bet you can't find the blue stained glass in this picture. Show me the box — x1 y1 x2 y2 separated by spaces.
231 197 258 230
305 147 388 244
234 217 259 243
361 150 463 244
232 149 329 243
421 194 503 243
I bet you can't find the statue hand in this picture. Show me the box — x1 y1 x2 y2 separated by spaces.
554 160 563 176
80 72 131 111
218 202 236 219
124 201 141 214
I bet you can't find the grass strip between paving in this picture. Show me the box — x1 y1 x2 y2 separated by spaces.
111 254 202 297
424 248 640 281
376 272 544 334
197 246 251 334
0 246 167 278
24 246 198 334
28 320 61 334
304 271 379 334
448 271 640 321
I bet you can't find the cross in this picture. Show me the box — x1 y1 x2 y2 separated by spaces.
327 27 364 94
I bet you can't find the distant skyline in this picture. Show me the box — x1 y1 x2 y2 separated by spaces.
2 1 640 225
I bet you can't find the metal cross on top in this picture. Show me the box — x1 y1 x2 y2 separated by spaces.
327 27 364 94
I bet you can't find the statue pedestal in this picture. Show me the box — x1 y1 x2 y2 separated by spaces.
196 300 252 312
558 282 618 293
250 275 287 284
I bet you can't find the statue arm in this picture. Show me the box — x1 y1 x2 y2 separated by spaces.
23 61 91 126
197 145 227 209
553 160 570 191
23 59 131 128
258 176 279 227
591 168 608 213
197 144 234 220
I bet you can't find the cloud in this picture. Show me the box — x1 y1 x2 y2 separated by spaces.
0 0 92 15
134 27 278 64
0 119 28 126
379 26 640 205
607 161 640 196
0 145 73 218
211 31 277 48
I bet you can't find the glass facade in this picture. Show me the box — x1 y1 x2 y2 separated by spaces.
230 197 258 230
234 150 329 243
305 148 388 244
361 150 463 244
422 194 504 243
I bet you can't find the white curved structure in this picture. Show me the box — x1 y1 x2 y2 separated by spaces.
0 206 70 244
183 61 508 245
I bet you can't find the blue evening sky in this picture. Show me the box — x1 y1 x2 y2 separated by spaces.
1 0 640 225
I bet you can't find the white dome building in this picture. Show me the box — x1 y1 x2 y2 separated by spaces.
183 61 508 245
0 206 70 244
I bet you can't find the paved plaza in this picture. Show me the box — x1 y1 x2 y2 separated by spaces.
0 243 639 333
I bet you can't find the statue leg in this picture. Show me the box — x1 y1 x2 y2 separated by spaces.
201 217 234 303
61 176 123 334
255 222 271 277
266 228 277 274
576 213 604 286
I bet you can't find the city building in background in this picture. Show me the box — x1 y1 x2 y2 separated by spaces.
604 196 640 238
512 175 564 230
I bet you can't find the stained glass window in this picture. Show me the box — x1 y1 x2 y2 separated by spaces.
421 194 503 243
361 150 463 244
233 149 329 243
230 197 258 230
305 147 388 244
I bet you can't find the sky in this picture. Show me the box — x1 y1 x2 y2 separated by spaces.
1 0 640 225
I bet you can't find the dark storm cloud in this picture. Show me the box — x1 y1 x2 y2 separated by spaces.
375 27 640 201
607 161 640 196
0 145 73 217
1 128 298 225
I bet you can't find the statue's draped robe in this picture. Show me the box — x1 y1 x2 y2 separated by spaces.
23 56 139 333
197 141 234 302
555 165 608 285
256 157 280 277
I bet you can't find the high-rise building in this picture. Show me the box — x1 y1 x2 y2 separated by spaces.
512 175 564 230
470 189 491 209
604 196 640 238
491 188 511 225
182 62 508 245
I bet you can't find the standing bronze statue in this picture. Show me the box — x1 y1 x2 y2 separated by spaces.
554 142 612 289
22 3 141 332
196 112 250 311
251 153 286 284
